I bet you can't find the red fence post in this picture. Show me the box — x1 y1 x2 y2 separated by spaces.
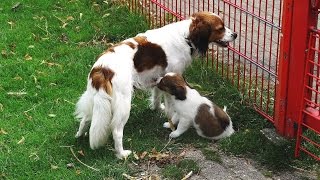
275 0 318 138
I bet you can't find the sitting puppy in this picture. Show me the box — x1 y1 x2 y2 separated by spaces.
156 73 234 140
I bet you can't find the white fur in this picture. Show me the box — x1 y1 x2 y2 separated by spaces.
75 13 236 159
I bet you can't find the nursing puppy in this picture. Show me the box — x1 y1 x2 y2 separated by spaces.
74 12 237 159
157 73 234 139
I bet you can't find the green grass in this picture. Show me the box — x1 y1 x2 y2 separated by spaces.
0 0 319 179
201 148 222 164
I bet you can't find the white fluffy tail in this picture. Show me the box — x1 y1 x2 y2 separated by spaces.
74 90 93 121
89 90 113 150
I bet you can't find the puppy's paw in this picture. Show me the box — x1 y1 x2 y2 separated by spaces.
169 131 180 138
149 102 165 111
163 122 171 129
159 103 165 111
116 150 132 159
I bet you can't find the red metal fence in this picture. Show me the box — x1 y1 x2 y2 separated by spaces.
127 0 320 160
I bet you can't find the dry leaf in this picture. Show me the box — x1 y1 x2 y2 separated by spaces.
0 128 8 135
17 136 25 144
77 150 85 156
7 91 27 96
28 45 35 48
1 49 7 58
13 76 22 80
79 13 83 20
24 53 32 61
66 16 74 21
8 21 15 29
61 23 68 28
102 13 110 18
76 169 81 175
133 151 139 160
140 151 148 159
149 174 161 180
51 164 58 169
11 2 21 11
29 152 39 161
48 114 56 118
178 150 186 158
67 163 75 169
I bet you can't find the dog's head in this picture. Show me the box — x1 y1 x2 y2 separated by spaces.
156 73 187 100
188 12 237 55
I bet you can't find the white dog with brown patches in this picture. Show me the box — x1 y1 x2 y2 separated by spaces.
157 73 234 140
74 12 237 159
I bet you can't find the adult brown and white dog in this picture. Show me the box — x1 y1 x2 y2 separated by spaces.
156 73 234 140
74 12 237 159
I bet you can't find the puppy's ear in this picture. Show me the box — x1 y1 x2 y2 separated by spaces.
172 86 187 100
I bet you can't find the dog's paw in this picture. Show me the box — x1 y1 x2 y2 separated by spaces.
116 150 132 159
163 122 171 129
169 131 180 138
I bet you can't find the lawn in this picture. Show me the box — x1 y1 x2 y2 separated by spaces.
0 0 319 179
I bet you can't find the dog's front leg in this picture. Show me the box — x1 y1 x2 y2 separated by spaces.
169 117 191 138
163 112 179 128
149 87 165 111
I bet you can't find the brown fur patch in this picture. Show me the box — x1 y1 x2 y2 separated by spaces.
133 36 148 45
133 37 167 72
96 41 136 60
124 41 136 49
157 74 187 100
90 66 115 95
195 103 230 137
188 12 226 55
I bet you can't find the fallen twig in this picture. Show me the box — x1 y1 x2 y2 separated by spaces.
122 173 141 180
159 137 172 153
60 145 100 171
181 171 193 180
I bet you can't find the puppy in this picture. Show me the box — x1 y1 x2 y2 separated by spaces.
74 12 237 159
157 73 234 140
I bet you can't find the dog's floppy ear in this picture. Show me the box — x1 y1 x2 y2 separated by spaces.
188 16 211 56
172 86 187 100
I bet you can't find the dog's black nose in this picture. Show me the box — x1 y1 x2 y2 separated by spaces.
232 33 238 39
